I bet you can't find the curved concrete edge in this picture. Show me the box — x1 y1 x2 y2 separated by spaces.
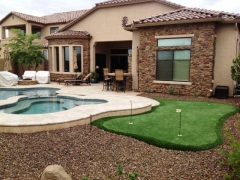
0 105 152 133
0 94 159 133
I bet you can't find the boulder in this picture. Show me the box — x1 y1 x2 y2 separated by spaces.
41 164 72 180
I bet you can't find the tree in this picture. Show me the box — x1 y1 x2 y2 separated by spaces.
8 28 44 72
231 55 240 84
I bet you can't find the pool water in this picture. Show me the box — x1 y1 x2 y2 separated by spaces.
0 88 59 100
0 96 107 114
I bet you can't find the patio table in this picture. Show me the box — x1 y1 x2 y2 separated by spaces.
107 73 132 91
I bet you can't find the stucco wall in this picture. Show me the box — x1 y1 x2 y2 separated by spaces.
68 2 178 71
0 58 4 71
0 15 66 57
1 15 27 27
132 31 140 90
214 23 237 96
137 22 216 97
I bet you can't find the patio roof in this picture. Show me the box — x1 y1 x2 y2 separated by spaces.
0 10 89 25
45 30 91 40
124 8 240 29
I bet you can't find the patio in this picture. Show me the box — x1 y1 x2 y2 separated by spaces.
0 82 159 133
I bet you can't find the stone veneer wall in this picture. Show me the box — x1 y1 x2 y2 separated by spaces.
50 73 79 81
138 22 216 97
126 53 132 91
48 38 90 81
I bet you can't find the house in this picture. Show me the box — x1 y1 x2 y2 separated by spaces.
124 8 240 96
45 0 184 86
0 9 89 75
0 0 239 96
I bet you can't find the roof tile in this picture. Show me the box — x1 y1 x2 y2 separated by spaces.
126 8 240 26
96 0 184 8
4 10 89 25
45 30 91 39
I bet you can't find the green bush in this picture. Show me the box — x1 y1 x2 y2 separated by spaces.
167 86 174 95
128 172 138 180
81 177 89 180
231 55 240 84
219 119 240 179
81 164 138 180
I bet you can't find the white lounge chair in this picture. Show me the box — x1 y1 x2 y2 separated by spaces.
22 71 36 80
0 71 18 87
36 71 50 84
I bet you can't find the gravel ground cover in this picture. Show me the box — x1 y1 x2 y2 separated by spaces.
0 93 240 180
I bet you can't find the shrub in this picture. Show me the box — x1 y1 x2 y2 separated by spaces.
128 172 138 180
81 164 138 180
219 119 240 179
167 86 174 95
231 55 240 84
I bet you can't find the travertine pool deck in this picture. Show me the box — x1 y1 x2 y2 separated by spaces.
0 82 159 133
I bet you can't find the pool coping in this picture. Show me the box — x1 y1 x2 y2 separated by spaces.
0 86 159 133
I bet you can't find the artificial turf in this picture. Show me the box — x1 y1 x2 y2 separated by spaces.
91 99 238 151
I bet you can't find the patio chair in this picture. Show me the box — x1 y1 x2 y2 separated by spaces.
22 71 36 80
115 69 125 92
0 71 18 87
102 68 113 91
36 71 50 84
57 73 82 84
64 73 92 86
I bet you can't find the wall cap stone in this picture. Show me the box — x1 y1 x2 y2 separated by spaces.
155 34 195 39
153 80 192 85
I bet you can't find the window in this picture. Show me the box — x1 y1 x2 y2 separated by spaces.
156 37 192 82
32 27 41 38
21 29 26 35
74 46 82 72
110 49 129 72
43 50 48 60
55 47 59 72
156 50 191 81
50 27 59 34
158 38 191 47
63 47 69 72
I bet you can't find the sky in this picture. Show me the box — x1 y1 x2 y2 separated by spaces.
0 0 240 20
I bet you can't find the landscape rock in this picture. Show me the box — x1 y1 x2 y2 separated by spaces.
40 164 72 180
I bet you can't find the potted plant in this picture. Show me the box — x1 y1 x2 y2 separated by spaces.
90 71 99 83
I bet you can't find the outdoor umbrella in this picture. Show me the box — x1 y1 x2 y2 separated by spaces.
3 45 12 71
73 49 78 76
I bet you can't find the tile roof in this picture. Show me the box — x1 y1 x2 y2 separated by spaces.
96 0 184 8
126 8 240 27
11 12 43 23
1 10 89 24
45 30 91 39
41 10 89 24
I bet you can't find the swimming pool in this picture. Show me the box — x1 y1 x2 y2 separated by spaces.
0 96 107 114
0 87 60 100
0 85 158 133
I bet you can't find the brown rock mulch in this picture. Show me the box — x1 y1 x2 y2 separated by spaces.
0 93 240 180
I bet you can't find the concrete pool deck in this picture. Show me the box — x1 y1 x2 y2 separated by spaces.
0 82 159 133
